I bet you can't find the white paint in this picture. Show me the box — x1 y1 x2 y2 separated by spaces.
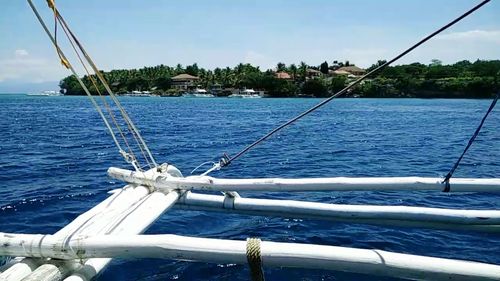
174 192 500 232
1 234 500 281
108 167 500 192
62 190 180 281
0 185 152 281
0 187 134 281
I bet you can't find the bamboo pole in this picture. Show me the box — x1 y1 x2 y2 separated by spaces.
0 186 174 281
12 185 154 281
20 190 179 281
62 190 180 281
1 233 499 281
108 167 500 193
0 187 139 281
174 192 500 233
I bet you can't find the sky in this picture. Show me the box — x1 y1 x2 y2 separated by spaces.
0 0 499 92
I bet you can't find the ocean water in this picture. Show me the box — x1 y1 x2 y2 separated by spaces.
0 94 499 280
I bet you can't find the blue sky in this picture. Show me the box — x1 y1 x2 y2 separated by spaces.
0 0 499 92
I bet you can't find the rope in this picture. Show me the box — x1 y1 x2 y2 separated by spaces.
246 238 265 281
56 15 142 169
28 0 158 171
57 13 158 169
190 161 216 175
442 93 498 192
55 8 156 169
27 0 126 159
47 0 69 69
203 0 491 174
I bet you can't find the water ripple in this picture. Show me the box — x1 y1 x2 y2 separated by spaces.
0 95 499 280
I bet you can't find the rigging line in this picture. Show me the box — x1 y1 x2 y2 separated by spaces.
56 13 158 168
47 0 69 69
56 17 149 171
45 0 155 170
442 93 498 192
27 0 130 167
206 0 491 173
48 0 144 170
55 12 155 168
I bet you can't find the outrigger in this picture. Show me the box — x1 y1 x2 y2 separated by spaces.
1 1 499 281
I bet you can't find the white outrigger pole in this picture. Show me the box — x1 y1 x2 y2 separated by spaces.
109 167 500 193
3 0 499 281
3 164 500 281
2 233 500 281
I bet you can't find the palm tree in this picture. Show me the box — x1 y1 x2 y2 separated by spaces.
299 61 308 82
289 64 298 80
276 62 286 72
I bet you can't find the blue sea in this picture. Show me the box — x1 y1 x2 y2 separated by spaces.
0 94 499 280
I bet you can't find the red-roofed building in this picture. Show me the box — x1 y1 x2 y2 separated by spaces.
275 71 293 80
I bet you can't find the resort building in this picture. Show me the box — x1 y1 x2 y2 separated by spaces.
275 71 293 80
306 68 322 79
171 73 200 90
336 66 366 76
329 69 351 76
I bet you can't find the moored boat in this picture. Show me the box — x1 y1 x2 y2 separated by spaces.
182 88 214 98
228 88 262 98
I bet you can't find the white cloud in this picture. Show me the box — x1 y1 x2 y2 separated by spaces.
436 30 500 44
14 49 29 57
0 49 65 83
397 29 500 65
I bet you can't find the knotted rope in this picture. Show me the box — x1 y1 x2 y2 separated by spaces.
246 238 265 281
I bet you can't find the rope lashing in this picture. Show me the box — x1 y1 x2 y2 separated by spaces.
442 92 498 192
46 0 69 69
246 238 265 281
203 0 491 174
46 0 55 10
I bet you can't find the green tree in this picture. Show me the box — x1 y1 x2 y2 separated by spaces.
186 63 199 76
320 61 329 74
329 76 347 93
301 79 328 97
276 62 286 72
289 64 298 80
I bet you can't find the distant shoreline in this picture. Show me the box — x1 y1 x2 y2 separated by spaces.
58 59 499 99
1 93 496 100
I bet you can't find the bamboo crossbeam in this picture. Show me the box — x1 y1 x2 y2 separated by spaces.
108 167 500 193
62 190 180 281
174 192 500 233
0 186 179 281
1 233 499 281
18 186 154 281
0 187 138 281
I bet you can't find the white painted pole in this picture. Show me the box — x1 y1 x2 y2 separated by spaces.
108 167 500 193
0 258 41 281
0 185 152 281
21 189 179 281
174 192 500 232
62 190 180 281
0 187 141 281
17 185 154 281
1 234 500 281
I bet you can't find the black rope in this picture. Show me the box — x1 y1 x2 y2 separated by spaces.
442 93 498 192
215 0 491 170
